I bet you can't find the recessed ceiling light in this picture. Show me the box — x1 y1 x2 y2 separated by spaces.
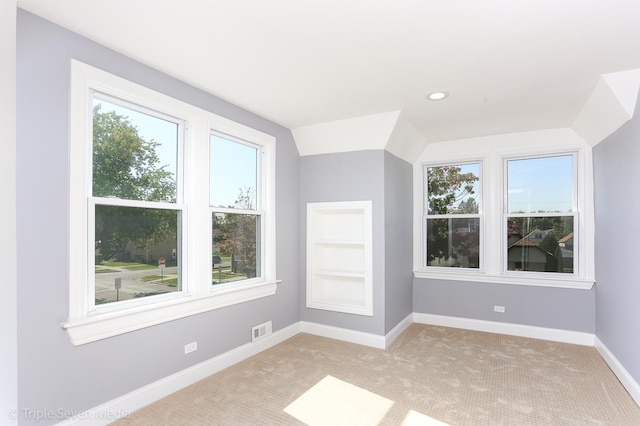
427 91 449 101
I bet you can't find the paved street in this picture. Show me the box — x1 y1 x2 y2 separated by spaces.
94 261 236 304
94 265 179 303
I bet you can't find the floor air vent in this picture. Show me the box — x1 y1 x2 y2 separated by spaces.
251 320 272 342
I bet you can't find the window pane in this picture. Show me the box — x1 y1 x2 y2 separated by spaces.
507 155 573 214
92 99 178 202
94 205 180 305
210 134 258 209
426 218 480 268
507 216 574 273
426 163 480 215
212 212 261 284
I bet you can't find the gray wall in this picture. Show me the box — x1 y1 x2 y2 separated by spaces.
299 150 387 335
593 91 640 384
413 279 595 332
16 10 299 425
383 151 413 333
2 2 18 423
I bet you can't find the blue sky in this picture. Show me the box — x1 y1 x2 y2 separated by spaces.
209 134 257 208
507 155 573 213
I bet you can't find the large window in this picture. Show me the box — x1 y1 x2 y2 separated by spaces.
424 163 481 269
210 133 262 284
505 154 575 274
414 134 594 289
91 96 183 306
66 60 277 345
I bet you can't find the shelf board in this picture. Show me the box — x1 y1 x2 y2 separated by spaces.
314 270 365 279
315 239 365 246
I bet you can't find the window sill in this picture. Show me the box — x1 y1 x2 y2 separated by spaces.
413 270 594 290
61 279 280 346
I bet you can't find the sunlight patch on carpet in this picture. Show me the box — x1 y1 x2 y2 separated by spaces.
283 375 393 425
401 410 450 425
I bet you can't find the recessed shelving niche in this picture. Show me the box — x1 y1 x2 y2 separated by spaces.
306 200 373 316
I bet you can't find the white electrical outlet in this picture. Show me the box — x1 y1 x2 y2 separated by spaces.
251 320 273 342
184 341 198 354
494 305 505 313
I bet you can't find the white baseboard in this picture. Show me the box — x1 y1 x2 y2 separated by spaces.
57 322 302 426
299 314 413 350
413 313 595 346
300 321 386 349
385 313 414 347
594 336 640 407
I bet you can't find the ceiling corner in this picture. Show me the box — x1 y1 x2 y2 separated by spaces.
572 69 640 146
291 111 401 157
384 113 428 164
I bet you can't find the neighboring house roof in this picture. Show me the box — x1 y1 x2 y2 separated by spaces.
511 238 539 247
558 232 574 244
509 228 553 248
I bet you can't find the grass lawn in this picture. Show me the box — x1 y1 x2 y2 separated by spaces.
163 278 179 286
101 261 166 270
212 271 247 283
95 268 120 273
140 274 178 287
123 264 158 271
100 260 175 271
101 261 140 267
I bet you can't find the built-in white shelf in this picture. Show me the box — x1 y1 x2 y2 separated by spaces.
306 201 373 316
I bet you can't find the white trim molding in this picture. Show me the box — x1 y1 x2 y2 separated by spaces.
300 315 413 350
61 281 280 346
413 270 595 290
413 313 595 346
384 313 414 348
300 321 386 349
595 336 640 407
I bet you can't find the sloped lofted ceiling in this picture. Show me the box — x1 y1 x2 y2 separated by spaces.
17 0 640 157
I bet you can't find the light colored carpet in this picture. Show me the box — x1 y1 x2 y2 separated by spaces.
114 324 640 425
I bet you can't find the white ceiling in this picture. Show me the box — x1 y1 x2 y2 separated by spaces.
17 0 640 144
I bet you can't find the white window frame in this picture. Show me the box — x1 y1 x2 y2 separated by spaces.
413 132 595 290
207 132 270 288
88 92 188 315
422 161 483 271
64 60 278 345
502 152 578 279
